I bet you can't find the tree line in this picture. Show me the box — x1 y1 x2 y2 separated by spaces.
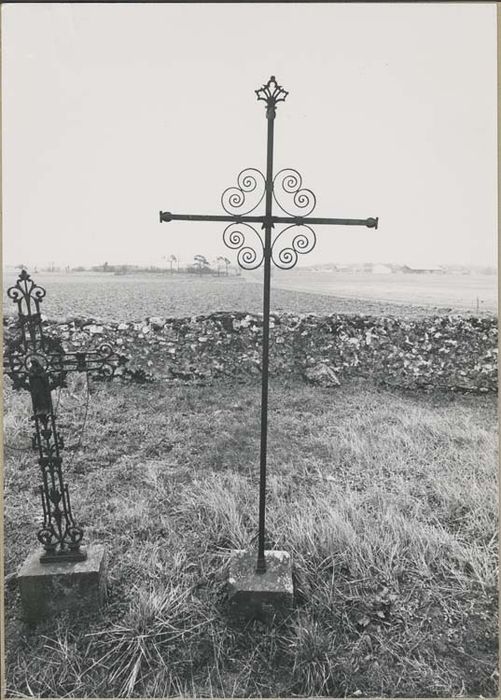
13 256 235 276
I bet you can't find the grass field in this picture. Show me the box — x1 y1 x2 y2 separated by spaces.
2 269 497 321
3 376 498 698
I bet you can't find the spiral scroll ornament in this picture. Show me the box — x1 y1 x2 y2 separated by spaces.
273 168 317 218
93 343 120 379
63 486 84 550
223 222 264 270
271 224 317 270
221 168 266 216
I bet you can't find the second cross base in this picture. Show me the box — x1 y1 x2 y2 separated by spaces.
227 549 294 621
17 544 107 624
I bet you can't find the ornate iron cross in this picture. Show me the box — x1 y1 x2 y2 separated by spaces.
4 270 126 563
159 76 378 574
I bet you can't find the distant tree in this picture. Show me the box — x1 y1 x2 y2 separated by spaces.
169 254 177 273
193 254 210 276
103 261 109 272
215 256 231 277
15 263 27 271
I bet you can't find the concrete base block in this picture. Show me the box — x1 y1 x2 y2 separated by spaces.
227 549 294 621
17 544 107 624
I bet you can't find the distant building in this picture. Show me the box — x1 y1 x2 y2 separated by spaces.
402 264 445 274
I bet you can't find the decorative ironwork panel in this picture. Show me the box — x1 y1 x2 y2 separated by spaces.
7 269 47 353
33 409 85 560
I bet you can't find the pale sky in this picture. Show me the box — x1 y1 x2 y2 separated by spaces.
2 2 497 269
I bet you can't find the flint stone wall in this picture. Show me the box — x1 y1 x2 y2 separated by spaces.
4 312 497 392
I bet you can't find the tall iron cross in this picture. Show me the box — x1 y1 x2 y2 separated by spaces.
4 269 126 562
159 76 378 574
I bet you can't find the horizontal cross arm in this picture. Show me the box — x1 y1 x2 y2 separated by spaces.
49 349 126 374
3 347 125 378
160 211 378 229
160 211 265 224
274 216 378 229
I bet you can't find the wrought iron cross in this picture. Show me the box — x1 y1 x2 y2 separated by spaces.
159 76 378 574
3 270 126 563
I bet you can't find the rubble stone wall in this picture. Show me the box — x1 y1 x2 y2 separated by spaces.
4 312 497 392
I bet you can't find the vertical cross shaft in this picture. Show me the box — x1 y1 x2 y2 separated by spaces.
257 97 276 573
159 75 378 577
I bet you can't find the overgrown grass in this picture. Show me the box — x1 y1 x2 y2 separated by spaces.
3 377 498 697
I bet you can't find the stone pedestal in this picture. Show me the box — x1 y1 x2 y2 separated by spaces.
17 544 107 624
227 549 294 621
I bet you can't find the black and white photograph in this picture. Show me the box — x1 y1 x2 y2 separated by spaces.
2 2 498 698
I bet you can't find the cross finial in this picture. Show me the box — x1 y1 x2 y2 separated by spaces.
255 75 288 117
